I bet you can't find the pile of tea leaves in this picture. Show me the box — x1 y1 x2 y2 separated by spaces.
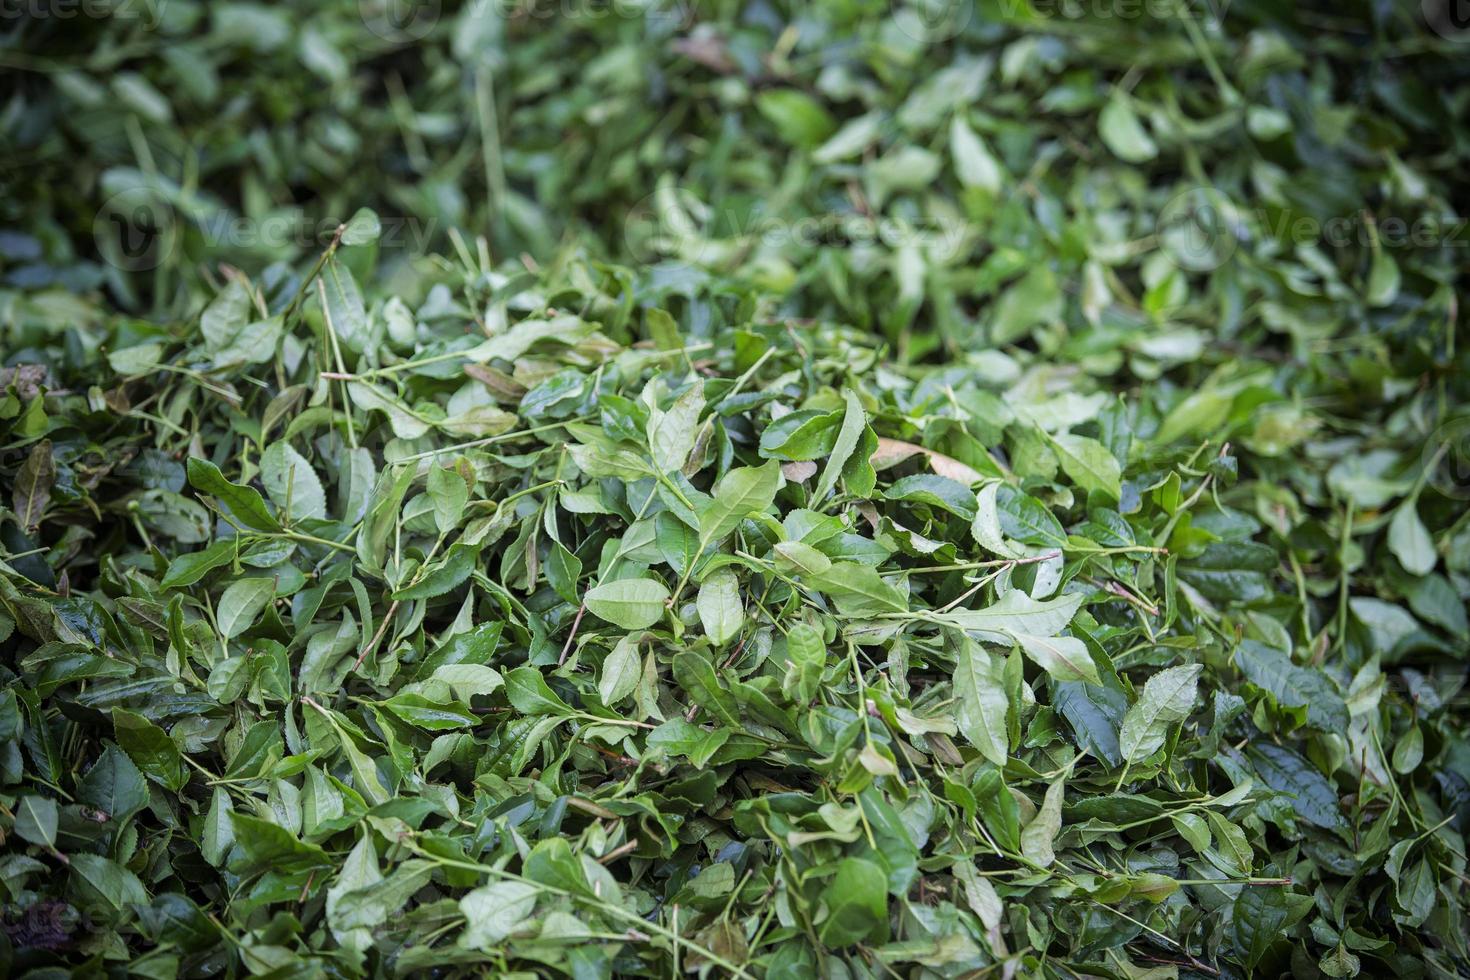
4 0 1470 977
0 204 1467 979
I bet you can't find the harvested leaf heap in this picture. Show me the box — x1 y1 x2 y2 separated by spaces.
2 230 1467 977
1 0 1469 978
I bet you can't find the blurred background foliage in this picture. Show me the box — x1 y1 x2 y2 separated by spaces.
2 0 1466 360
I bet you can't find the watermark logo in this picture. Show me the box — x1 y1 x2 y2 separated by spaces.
93 189 177 273
622 186 721 267
359 0 441 42
1157 187 1241 271
1426 417 1470 501
1422 0 1470 41
889 0 975 43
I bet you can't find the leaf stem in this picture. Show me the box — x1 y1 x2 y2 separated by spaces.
407 846 756 978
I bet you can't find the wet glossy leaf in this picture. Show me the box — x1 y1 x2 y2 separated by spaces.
1250 744 1347 832
113 708 186 792
1232 882 1290 969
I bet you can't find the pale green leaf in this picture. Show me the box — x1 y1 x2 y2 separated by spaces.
953 637 1009 766
460 881 540 949
1020 779 1065 867
1007 631 1100 685
1119 664 1202 763
696 567 742 646
585 578 670 630
1388 500 1436 576
260 443 327 521
598 635 641 706
217 577 275 638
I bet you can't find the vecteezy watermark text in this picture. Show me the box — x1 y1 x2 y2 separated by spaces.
622 188 973 267
1427 417 1470 501
357 0 691 41
93 191 436 272
0 0 165 23
1158 187 1468 271
999 0 1231 23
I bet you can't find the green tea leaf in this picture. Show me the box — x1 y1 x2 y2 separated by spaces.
783 623 826 704
217 577 275 638
598 635 641 706
696 567 742 646
1249 744 1346 831
1388 499 1436 576
698 462 782 545
14 794 58 848
1233 641 1348 732
1007 631 1100 685
505 667 574 717
186 458 282 532
460 881 539 949
647 381 705 474
814 389 868 504
1119 664 1201 763
585 578 670 630
1049 433 1122 501
12 439 54 531
953 637 1009 766
160 539 237 589
756 89 836 148
1020 779 1065 867
427 462 471 533
936 590 1083 642
113 708 186 792
1099 94 1157 162
260 443 327 522
1232 882 1290 969
950 115 1004 193
817 857 888 947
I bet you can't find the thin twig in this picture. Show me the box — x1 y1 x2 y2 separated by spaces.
597 839 640 865
558 601 587 665
354 599 399 671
